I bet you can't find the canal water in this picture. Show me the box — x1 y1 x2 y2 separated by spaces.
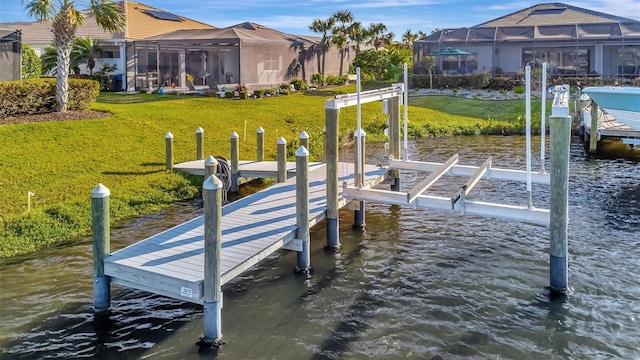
1 136 638 359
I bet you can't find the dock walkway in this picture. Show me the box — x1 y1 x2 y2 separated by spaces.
103 163 386 304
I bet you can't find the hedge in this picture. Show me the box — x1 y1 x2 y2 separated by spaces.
0 78 100 117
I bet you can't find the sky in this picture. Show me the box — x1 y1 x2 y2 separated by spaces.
1 0 639 40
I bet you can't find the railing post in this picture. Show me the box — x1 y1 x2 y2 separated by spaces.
202 175 223 346
256 127 264 162
92 183 111 313
353 129 366 228
277 136 287 183
295 146 310 272
230 131 239 192
196 127 204 160
549 115 571 295
299 131 309 152
205 155 218 179
325 106 340 248
165 132 173 170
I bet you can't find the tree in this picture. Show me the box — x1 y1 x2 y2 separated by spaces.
23 0 124 112
40 46 58 75
71 37 101 75
401 29 426 50
332 10 353 76
350 47 412 81
21 43 41 79
348 21 368 57
309 17 335 77
367 23 394 50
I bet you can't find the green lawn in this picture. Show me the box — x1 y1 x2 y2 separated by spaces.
0 87 540 258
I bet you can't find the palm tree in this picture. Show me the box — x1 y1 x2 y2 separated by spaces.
401 29 426 50
332 10 353 76
309 17 335 77
72 37 101 75
348 21 368 57
23 0 124 112
367 23 394 49
40 46 58 75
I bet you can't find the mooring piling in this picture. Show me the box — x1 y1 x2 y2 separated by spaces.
204 155 218 179
388 96 401 191
277 137 287 183
230 132 239 192
299 131 309 151
353 129 366 228
165 132 174 170
256 127 264 161
325 106 340 248
202 174 223 345
295 146 311 272
589 102 599 154
196 127 204 160
91 183 111 313
549 115 571 294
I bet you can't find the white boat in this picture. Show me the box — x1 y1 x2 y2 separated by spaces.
581 87 640 130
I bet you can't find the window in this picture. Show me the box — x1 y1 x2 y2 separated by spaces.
96 45 120 58
522 47 592 75
441 52 477 73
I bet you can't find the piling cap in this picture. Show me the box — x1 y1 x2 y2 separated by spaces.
257 127 264 134
203 175 223 190
165 132 174 139
231 131 239 138
196 127 204 133
354 128 367 137
277 136 286 145
204 155 219 166
296 146 309 157
299 131 309 139
91 183 111 198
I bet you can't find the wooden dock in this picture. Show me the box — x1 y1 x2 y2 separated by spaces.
582 107 640 139
103 163 386 304
174 159 323 178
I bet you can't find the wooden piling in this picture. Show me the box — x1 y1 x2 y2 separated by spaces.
277 137 287 183
589 102 598 154
325 107 340 248
299 131 309 151
196 127 204 160
204 155 218 179
550 115 571 294
165 132 173 170
295 146 310 272
256 127 264 161
202 175 223 345
388 96 401 191
91 183 111 313
353 129 366 228
230 132 239 192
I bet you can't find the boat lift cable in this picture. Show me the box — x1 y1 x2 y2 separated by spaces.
214 156 232 204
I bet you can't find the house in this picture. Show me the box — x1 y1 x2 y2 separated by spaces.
0 27 22 81
414 3 640 79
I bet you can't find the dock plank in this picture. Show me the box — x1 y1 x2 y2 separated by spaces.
104 163 387 304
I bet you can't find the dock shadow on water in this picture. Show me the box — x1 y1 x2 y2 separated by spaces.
1 136 639 359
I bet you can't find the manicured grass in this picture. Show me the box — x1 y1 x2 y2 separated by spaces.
0 87 536 258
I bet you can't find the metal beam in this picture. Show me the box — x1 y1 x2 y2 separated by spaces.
389 159 549 185
407 154 458 204
325 85 403 109
451 157 491 207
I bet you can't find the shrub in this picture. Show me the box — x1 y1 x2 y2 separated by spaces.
0 78 99 117
21 44 41 79
239 91 248 99
202 89 218 97
513 85 525 94
279 88 290 95
311 73 324 87
290 78 308 90
225 91 234 98
263 88 275 96
279 83 290 91
325 75 348 86
253 89 264 98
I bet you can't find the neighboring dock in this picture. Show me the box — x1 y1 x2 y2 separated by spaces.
580 102 640 149
102 163 386 304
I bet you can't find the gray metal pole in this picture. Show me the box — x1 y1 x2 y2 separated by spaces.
205 155 218 179
353 129 366 228
165 132 173 170
196 127 204 160
230 131 239 192
325 107 340 248
295 146 310 272
256 127 264 162
202 174 223 345
549 115 571 294
91 183 111 313
389 96 401 191
589 102 599 154
277 137 287 183
299 131 309 152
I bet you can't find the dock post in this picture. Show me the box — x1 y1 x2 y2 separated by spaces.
353 129 366 228
277 137 287 183
196 127 204 160
299 131 309 151
165 132 173 170
205 155 218 179
230 132 239 192
202 175 223 346
295 146 311 272
589 102 598 154
256 127 264 161
91 183 111 313
549 115 571 295
388 96 401 191
325 106 340 248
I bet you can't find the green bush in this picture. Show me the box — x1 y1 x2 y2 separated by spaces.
253 89 264 98
290 78 309 90
325 75 348 85
225 91 234 98
0 78 99 117
239 90 248 99
264 88 275 96
513 85 525 94
21 44 41 79
311 73 324 87
279 88 290 95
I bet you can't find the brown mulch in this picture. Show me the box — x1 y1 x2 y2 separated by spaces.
0 110 112 125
